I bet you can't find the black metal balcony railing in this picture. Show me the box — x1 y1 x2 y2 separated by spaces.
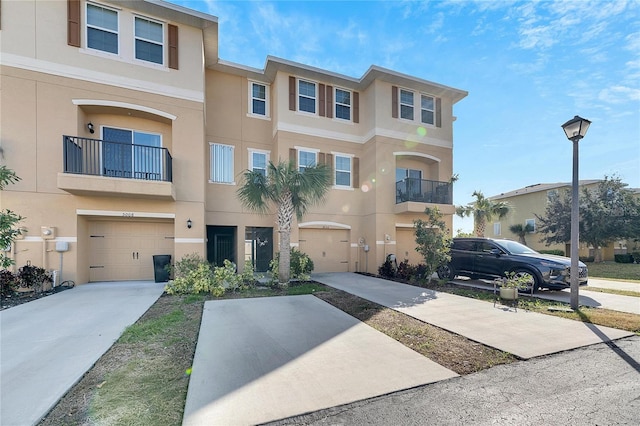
63 136 172 182
396 178 452 204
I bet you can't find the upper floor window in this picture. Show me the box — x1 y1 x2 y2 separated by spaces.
298 149 317 172
87 3 119 54
525 218 536 232
421 94 435 125
335 155 352 187
250 82 268 116
249 149 269 176
335 88 351 120
101 127 162 179
298 80 316 114
210 143 234 184
493 222 501 236
400 89 414 120
134 16 164 65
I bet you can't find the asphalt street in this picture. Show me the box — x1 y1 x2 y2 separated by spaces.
271 335 640 425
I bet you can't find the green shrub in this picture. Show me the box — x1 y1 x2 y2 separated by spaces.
579 256 595 263
269 248 315 283
378 259 395 278
164 254 224 296
396 259 415 281
213 259 241 292
539 249 565 256
17 262 52 294
631 252 640 264
614 254 635 264
0 269 19 298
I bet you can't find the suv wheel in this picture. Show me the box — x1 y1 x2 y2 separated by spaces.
512 269 539 294
437 264 455 280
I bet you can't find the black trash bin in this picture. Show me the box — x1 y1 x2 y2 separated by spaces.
152 255 172 283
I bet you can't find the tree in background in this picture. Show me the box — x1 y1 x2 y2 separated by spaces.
237 160 331 286
0 165 24 268
509 223 535 246
414 207 452 280
536 176 640 262
456 190 510 237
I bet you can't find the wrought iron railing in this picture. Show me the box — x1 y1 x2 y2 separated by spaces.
396 178 452 204
63 136 172 182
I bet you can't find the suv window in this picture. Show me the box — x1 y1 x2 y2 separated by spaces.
477 241 497 253
452 240 475 251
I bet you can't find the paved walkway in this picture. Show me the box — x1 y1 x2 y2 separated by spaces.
182 295 457 426
0 281 164 426
313 273 634 360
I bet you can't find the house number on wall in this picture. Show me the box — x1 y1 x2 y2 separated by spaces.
122 212 135 217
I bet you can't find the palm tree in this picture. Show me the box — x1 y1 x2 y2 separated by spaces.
456 190 510 237
509 223 534 245
237 160 331 286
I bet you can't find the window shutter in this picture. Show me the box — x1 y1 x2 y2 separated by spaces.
326 85 333 118
325 153 333 169
67 0 81 47
435 97 442 128
318 152 326 165
391 86 398 118
353 92 359 123
168 24 179 69
352 157 359 188
289 76 296 111
289 148 297 166
319 84 326 117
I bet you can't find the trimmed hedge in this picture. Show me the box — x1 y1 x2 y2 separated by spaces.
614 254 635 264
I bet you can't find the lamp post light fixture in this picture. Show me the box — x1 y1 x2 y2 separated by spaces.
561 115 591 310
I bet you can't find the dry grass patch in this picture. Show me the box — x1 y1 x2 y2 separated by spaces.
315 289 516 374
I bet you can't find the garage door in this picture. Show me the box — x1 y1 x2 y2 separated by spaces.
396 228 422 265
299 228 350 273
89 220 174 281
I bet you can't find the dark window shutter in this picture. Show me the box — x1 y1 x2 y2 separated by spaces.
318 152 326 165
289 148 297 166
435 97 442 128
325 153 333 169
391 86 398 118
326 85 333 118
67 0 81 47
289 76 296 111
352 157 359 188
168 24 179 69
353 92 359 123
319 84 326 117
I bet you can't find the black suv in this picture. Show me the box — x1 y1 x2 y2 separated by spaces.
438 237 588 292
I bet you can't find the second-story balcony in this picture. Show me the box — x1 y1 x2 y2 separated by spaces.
57 136 175 200
395 178 454 214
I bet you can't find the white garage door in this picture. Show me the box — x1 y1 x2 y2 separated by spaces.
299 228 350 273
89 220 174 282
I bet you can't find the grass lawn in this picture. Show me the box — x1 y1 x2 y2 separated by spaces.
586 261 640 282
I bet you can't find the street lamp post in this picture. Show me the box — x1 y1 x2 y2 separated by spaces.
561 115 591 310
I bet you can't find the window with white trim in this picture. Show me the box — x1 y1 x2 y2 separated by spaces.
421 94 435 125
525 218 536 232
86 3 119 54
249 149 269 176
400 89 414 120
335 155 351 187
494 222 501 236
210 143 234 183
250 82 268 116
298 150 317 172
335 88 351 120
298 80 316 114
134 16 164 65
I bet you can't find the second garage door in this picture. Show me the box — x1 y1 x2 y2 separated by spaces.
88 220 174 282
299 228 350 273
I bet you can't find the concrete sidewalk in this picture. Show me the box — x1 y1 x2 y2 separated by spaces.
183 295 458 426
313 273 634 360
0 281 164 426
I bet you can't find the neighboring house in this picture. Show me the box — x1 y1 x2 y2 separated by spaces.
486 180 631 261
0 0 467 284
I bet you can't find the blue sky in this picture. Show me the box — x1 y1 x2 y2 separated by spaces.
172 0 640 232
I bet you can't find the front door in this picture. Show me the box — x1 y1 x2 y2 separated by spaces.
245 227 273 272
207 226 237 267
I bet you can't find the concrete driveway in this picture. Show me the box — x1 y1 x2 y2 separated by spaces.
0 281 164 426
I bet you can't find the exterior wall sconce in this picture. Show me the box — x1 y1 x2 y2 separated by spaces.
87 122 95 134
41 226 56 240
187 218 192 229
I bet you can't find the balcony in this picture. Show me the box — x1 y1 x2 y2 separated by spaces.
395 178 454 214
58 136 175 200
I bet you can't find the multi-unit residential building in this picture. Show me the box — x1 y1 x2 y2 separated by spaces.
1 0 467 285
485 180 629 260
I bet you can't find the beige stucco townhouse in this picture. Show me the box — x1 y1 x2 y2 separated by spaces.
0 0 467 285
